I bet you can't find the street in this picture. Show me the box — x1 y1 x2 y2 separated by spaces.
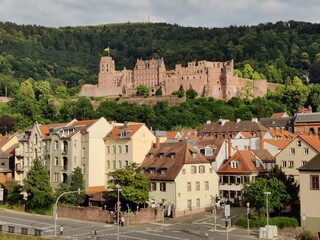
0 207 265 240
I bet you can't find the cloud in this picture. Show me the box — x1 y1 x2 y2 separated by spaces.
0 0 319 28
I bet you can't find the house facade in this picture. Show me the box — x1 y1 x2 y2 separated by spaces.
298 154 320 233
275 135 320 183
141 141 219 218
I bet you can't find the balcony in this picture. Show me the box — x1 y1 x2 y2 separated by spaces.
15 163 24 172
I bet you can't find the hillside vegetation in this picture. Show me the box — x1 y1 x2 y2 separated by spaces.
0 21 320 131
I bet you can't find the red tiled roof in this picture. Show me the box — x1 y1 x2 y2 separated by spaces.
271 112 287 118
299 135 320 153
166 131 179 139
141 142 210 181
105 124 144 139
263 139 292 149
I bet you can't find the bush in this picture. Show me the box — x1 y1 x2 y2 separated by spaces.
298 231 317 240
235 216 298 229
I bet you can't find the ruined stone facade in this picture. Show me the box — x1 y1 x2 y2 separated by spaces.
80 56 272 100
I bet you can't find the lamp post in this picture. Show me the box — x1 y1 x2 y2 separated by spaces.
263 191 271 240
53 188 82 238
116 185 122 240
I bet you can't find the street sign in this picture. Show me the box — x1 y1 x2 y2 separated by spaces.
224 204 230 217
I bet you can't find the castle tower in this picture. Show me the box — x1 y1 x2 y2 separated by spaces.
98 56 115 88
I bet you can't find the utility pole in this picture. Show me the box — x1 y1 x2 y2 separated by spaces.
54 188 82 238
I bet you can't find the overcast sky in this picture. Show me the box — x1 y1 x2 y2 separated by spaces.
0 0 319 28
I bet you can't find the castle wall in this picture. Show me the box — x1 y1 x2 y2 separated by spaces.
80 56 276 100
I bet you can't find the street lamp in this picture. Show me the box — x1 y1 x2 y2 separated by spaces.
53 188 82 238
116 184 122 240
263 191 271 240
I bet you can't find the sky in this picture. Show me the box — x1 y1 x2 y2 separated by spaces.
0 0 319 28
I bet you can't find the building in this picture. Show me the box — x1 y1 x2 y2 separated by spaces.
275 135 320 183
298 153 320 233
0 134 19 183
80 56 276 100
104 122 156 181
217 149 275 204
141 141 219 218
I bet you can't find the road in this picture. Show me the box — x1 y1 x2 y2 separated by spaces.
0 207 263 240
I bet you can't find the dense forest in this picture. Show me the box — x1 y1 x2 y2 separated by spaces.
0 20 320 133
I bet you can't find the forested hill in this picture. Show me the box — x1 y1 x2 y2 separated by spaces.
1 20 320 88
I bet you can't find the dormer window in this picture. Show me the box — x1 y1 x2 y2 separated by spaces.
149 153 154 158
149 168 156 174
192 152 197 158
159 153 165 158
255 160 260 168
120 131 128 138
230 160 239 169
161 168 167 174
170 153 176 158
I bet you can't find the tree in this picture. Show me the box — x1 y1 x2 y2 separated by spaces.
269 165 299 205
186 88 198 99
107 162 149 206
22 158 53 213
5 180 23 205
155 87 162 96
0 115 16 135
242 177 290 215
70 167 86 205
136 85 150 97
18 79 35 99
172 85 185 98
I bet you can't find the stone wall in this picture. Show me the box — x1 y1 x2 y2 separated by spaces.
57 206 165 225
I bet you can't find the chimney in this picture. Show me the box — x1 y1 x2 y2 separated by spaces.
236 118 241 123
124 121 128 128
154 137 160 149
252 118 258 123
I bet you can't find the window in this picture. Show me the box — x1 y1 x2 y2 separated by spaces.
187 182 191 191
187 199 192 210
205 181 209 190
304 148 309 155
54 141 59 150
289 148 295 155
150 182 157 191
53 173 59 182
82 164 86 174
125 160 129 166
196 181 200 191
149 168 156 174
311 175 319 190
288 161 294 168
231 160 239 169
81 148 86 158
161 168 167 174
112 145 116 154
118 160 122 169
125 145 129 154
74 156 77 165
302 161 307 166
297 140 302 147
55 157 59 166
182 169 186 175
170 153 176 158
107 146 110 154
191 166 197 174
281 161 287 168
159 153 165 158
118 145 122 154
160 182 166 192
107 161 110 169
113 161 116 169
192 152 197 158
199 165 205 173
196 198 200 208
74 140 77 148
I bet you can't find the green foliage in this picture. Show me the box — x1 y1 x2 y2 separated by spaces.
298 231 318 240
155 87 162 96
172 85 185 98
70 167 86 205
22 158 53 213
186 88 198 99
235 215 298 228
242 177 290 214
107 162 149 205
136 85 150 97
5 180 23 205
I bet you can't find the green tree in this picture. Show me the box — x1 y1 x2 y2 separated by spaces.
18 79 35 99
242 177 290 215
136 85 150 97
107 162 149 206
155 87 163 96
22 158 53 213
186 88 198 99
70 167 86 205
172 85 185 98
269 165 299 205
6 180 23 205
239 81 254 102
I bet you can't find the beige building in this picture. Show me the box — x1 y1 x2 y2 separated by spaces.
275 135 320 183
298 154 320 233
141 141 219 218
104 122 156 184
15 118 113 191
0 134 19 183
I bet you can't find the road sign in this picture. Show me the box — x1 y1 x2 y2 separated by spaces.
224 204 230 217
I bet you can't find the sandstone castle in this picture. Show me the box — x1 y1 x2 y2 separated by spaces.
80 56 277 99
